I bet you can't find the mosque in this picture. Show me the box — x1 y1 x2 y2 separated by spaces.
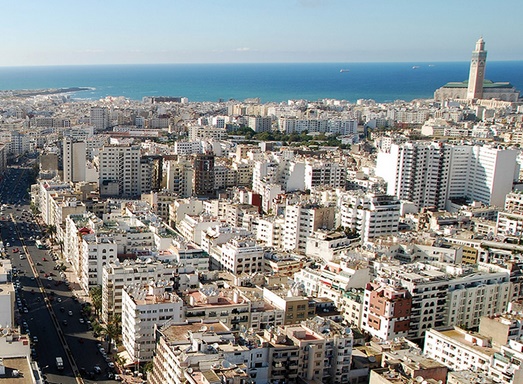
434 38 520 102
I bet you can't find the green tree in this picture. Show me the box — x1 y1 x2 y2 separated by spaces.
100 317 122 353
89 285 103 316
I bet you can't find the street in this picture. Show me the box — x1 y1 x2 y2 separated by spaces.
1 163 118 384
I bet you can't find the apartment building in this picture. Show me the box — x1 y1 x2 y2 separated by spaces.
377 142 519 210
99 144 143 198
248 116 272 133
101 260 178 323
361 282 412 341
282 203 336 253
218 239 264 275
121 282 183 362
339 192 401 242
90 106 110 131
255 216 284 248
376 263 511 340
164 157 194 197
304 161 345 190
424 327 494 373
63 136 87 183
183 286 251 330
193 154 215 198
0 262 15 328
150 321 267 384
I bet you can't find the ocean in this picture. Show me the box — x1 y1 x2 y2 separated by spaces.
0 62 522 103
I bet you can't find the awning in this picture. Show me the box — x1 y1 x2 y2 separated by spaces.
117 350 135 368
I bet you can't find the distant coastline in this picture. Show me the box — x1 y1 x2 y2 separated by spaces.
1 87 92 98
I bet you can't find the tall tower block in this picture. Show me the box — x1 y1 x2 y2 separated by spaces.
467 37 487 100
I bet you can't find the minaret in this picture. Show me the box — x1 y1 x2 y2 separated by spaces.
467 37 487 100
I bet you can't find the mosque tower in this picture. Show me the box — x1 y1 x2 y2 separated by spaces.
467 37 487 100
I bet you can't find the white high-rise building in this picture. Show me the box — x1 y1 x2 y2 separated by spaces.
99 144 142 197
248 116 272 133
340 192 401 242
121 283 183 362
304 161 345 190
63 137 86 183
90 106 110 131
283 204 336 252
376 142 519 210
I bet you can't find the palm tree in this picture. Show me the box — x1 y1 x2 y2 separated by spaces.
89 285 102 316
100 316 122 353
46 224 57 244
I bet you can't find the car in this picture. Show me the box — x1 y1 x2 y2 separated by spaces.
60 306 65 312
62 319 68 326
57 298 62 302
79 318 85 324
93 366 102 374
47 277 52 281
99 347 105 354
68 311 73 316
42 257 47 261
32 336 38 343
108 362 115 369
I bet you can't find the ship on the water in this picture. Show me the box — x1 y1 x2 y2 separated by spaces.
340 69 350 73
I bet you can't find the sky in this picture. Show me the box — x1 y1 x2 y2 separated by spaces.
1 0 522 66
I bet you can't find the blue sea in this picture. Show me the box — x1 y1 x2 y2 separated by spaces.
0 62 521 103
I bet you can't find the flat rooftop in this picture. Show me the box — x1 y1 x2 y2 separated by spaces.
161 322 230 342
0 357 34 384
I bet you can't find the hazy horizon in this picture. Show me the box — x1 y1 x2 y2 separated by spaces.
1 1 522 67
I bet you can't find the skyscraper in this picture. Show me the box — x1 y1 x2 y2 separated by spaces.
376 142 519 210
466 37 487 100
193 154 215 197
63 136 86 183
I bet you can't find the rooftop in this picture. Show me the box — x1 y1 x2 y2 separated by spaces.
441 79 515 89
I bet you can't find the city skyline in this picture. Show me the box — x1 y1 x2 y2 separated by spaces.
1 0 523 67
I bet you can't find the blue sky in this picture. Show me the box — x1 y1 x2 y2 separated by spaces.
1 0 522 66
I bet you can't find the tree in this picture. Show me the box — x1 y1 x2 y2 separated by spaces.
46 224 57 244
89 285 102 316
100 317 122 353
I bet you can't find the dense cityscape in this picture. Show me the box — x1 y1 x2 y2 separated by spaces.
1 38 523 384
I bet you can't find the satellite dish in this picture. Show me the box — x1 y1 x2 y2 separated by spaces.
2 329 8 335
201 326 208 332
222 360 232 369
212 343 219 350
187 368 193 374
416 377 424 383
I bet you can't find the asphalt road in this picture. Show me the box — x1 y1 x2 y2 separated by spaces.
1 163 118 384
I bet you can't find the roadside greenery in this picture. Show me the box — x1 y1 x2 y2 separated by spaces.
229 127 350 148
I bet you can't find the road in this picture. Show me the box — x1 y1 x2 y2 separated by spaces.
1 163 118 384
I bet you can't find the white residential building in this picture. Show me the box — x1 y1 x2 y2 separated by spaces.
424 327 494 373
219 238 264 275
339 192 401 242
376 142 519 210
101 261 179 323
99 144 142 197
304 161 345 190
283 203 336 253
121 283 183 362
63 136 86 183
